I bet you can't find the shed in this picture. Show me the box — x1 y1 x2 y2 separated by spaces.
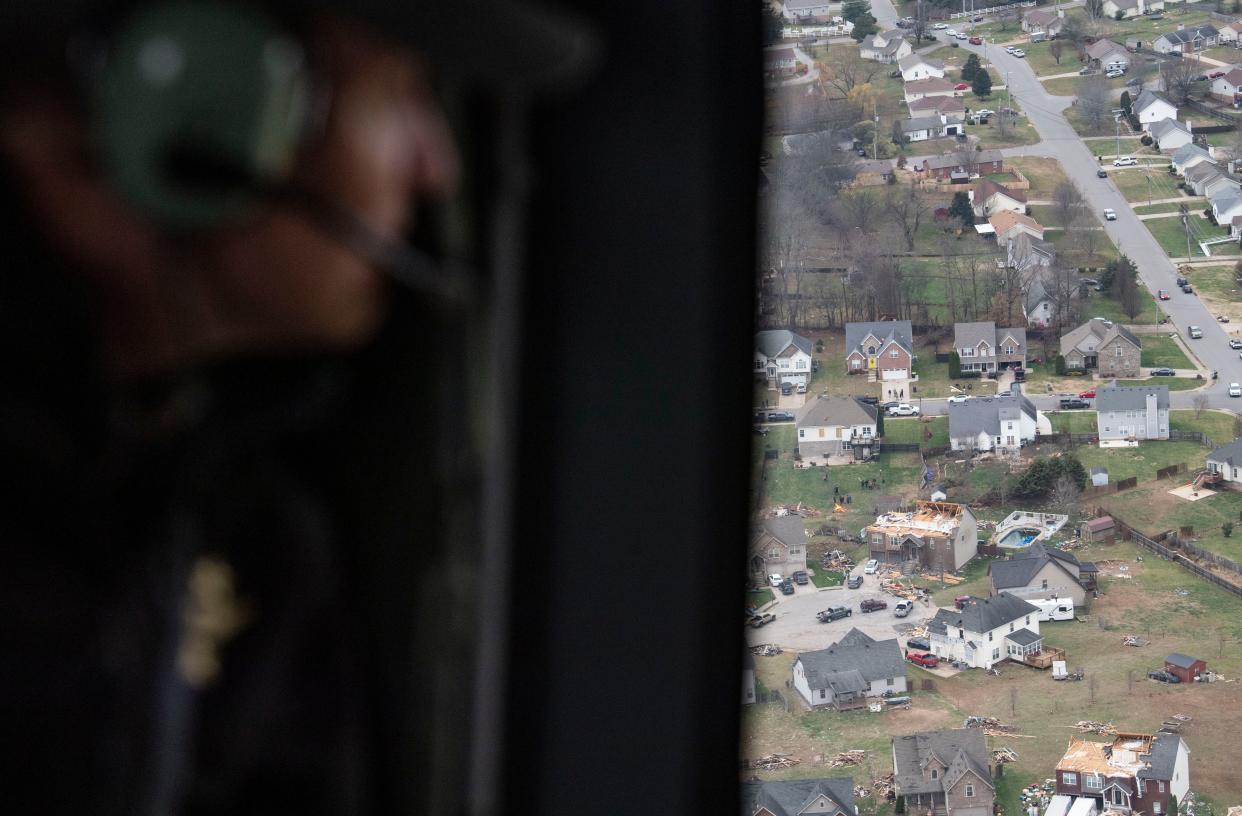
1164 652 1207 683
930 487 947 502
1090 466 1108 487
1080 516 1115 543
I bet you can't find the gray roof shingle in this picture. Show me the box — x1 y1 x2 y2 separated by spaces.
750 778 857 816
1158 24 1218 46
1133 89 1175 115
1165 652 1200 668
756 329 813 359
1172 143 1212 166
754 515 807 552
892 728 991 796
1207 437 1242 468
948 384 1036 441
796 394 879 428
1005 628 1042 646
1096 384 1170 413
1138 734 1182 783
797 637 906 691
845 320 913 357
933 592 1039 634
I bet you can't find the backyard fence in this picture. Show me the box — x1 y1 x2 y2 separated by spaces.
1169 429 1223 448
1177 538 1242 578
878 443 921 453
947 0 1034 18
1096 510 1242 599
1155 463 1189 480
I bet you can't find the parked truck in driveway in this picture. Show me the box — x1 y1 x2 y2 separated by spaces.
817 606 852 622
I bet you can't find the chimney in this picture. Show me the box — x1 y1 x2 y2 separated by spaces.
1057 8 1064 17
1178 23 1184 31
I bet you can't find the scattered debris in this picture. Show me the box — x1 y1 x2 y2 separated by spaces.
751 753 801 771
871 773 896 801
751 644 783 656
965 716 1013 731
1069 720 1118 736
1121 635 1149 647
829 750 867 767
1170 713 1192 722
992 747 1020 763
768 503 820 519
1174 587 1190 597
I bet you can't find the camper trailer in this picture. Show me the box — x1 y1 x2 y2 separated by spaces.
1032 597 1075 621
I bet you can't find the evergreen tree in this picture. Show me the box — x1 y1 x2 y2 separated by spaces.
972 69 993 98
961 54 981 82
949 191 974 228
850 14 878 41
762 6 785 45
875 407 886 437
949 351 962 378
1119 90 1132 115
1054 355 1067 376
842 0 872 23
1169 797 1179 816
1055 455 1088 490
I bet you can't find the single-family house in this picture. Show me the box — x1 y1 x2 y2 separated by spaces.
901 113 965 142
1132 89 1178 130
1023 9 1064 37
1055 732 1190 816
893 729 994 816
1102 0 1158 20
927 592 1043 669
948 383 1038 453
1149 117 1193 152
844 320 914 379
1211 66 1242 102
854 158 895 186
742 650 756 705
1220 21 1242 43
794 394 879 464
1206 436 1242 485
1006 231 1056 276
1059 318 1142 377
1086 38 1131 67
861 29 912 63
864 500 978 572
1204 172 1241 200
1232 214 1242 239
1096 384 1169 442
749 515 808 587
1211 187 1242 224
988 542 1092 606
1023 276 1055 328
1164 652 1207 683
972 179 1027 217
1153 24 1219 55
989 210 1045 243
781 0 835 21
764 47 801 78
754 329 814 387
1184 161 1228 196
909 95 967 117
953 322 1027 372
899 53 946 82
1171 142 1215 176
920 149 1004 180
791 629 907 710
903 76 960 104
745 777 857 816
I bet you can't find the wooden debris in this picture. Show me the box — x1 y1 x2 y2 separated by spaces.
938 573 965 585
965 715 1014 731
992 748 1020 763
751 753 801 771
751 644 783 656
1122 635 1149 647
829 750 867 767
871 773 896 800
1069 721 1118 736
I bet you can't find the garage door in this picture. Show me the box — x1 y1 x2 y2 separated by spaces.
881 369 908 380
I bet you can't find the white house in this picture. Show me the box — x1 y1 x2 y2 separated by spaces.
1203 173 1241 200
1153 24 1219 54
1132 89 1178 130
1022 276 1055 328
927 593 1043 670
860 30 912 63
754 329 813 387
794 395 879 464
1149 118 1194 152
781 0 834 21
1184 162 1228 196
948 383 1039 453
903 76 960 105
1171 143 1215 176
898 53 946 82
1207 437 1242 485
1220 21 1242 44
791 629 907 710
900 113 964 142
1211 66 1242 102
972 179 1027 217
1023 9 1064 36
1102 0 1160 20
1211 188 1242 224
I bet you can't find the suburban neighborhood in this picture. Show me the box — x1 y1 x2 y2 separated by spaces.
748 0 1242 814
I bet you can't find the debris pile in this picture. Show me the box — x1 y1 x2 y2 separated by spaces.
871 773 896 801
829 750 866 767
751 644 783 656
964 716 1014 731
880 577 927 601
992 747 1020 764
750 753 800 771
769 503 820 519
1121 635 1149 647
1071 720 1118 736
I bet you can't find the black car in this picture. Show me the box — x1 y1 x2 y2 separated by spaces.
846 575 863 589
779 579 795 595
766 411 795 422
1148 669 1181 683
1096 169 1107 178
1176 275 1188 287
878 401 899 412
857 395 880 405
860 598 888 613
792 570 809 585
907 636 931 651
817 606 852 622
857 148 868 157
1182 283 1194 293
780 382 794 396
1060 398 1089 409
1151 367 1175 376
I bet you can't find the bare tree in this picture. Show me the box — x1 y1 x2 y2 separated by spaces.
1077 75 1113 134
995 109 1013 139
996 5 1019 31
1049 40 1064 65
1162 59 1203 107
1084 0 1105 23
1060 15 1089 50
1047 264 1082 335
1120 270 1142 320
1077 212 1105 263
1051 182 1087 231
1194 393 1210 418
887 185 928 252
1051 474 1082 516
910 9 928 45
820 49 884 98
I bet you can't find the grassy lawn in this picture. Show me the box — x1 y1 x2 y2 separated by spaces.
1096 484 1242 563
1044 229 1119 271
1116 376 1205 391
1086 137 1146 159
1006 157 1069 200
884 416 949 448
1199 46 1242 65
810 567 844 588
971 115 1041 149
1111 166 1183 205
1066 105 1120 137
1041 73 1130 97
1022 361 1111 394
1133 199 1200 215
1183 262 1242 324
1070 439 1210 485
1143 213 1211 258
1169 408 1235 445
1078 286 1160 324
1048 410 1101 434
1095 6 1220 43
1019 40 1079 78
1139 334 1193 369
746 587 775 608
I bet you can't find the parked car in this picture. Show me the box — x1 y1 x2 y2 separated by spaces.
749 612 776 628
954 82 969 90
879 401 899 413
1103 208 1117 220
946 394 970 403
1096 169 1107 178
907 651 940 668
1230 383 1242 398
779 579 795 595
767 411 795 422
1219 315 1231 323
847 575 863 589
1012 49 1026 57
975 108 994 117
1175 275 1188 286
1188 325 1203 339
1151 367 1176 376
1078 66 1091 75
946 28 957 36
1113 156 1137 167
793 570 809 585
888 403 919 416
858 395 880 405
1229 339 1242 350
1004 46 1016 54
768 573 783 587
1211 71 1226 79
1158 290 1170 300
864 558 880 574
906 636 931 651
1148 669 1181 683
817 606 852 622
1078 389 1096 399
1060 398 1090 409
956 32 968 40
1182 283 1194 294
894 600 914 618
796 381 807 393
1106 69 1125 79
933 23 948 30
860 598 888 613
780 382 794 395
969 36 982 45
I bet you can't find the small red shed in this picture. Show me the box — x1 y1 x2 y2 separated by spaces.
1164 652 1207 683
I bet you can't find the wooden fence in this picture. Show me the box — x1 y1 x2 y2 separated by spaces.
1097 510 1242 599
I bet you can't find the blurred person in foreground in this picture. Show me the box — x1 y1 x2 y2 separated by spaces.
0 1 587 813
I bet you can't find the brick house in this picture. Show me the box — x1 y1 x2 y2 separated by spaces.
953 321 1026 373
920 149 1004 180
892 728 994 816
864 501 978 572
745 777 856 816
748 515 808 586
844 320 914 380
1059 318 1141 378
1054 732 1190 816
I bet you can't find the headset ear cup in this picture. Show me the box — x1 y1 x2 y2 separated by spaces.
94 1 310 229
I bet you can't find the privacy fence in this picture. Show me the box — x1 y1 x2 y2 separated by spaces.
1096 510 1242 599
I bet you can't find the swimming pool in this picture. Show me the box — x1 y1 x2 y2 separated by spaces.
997 528 1039 549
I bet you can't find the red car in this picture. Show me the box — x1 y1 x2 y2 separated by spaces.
1158 290 1170 300
968 36 982 45
1078 389 1096 399
1211 71 1226 79
907 650 940 668
954 82 969 90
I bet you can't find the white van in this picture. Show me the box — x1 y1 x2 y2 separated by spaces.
1031 597 1075 621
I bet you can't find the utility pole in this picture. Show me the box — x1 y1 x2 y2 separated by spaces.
874 111 880 160
1005 70 1011 111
